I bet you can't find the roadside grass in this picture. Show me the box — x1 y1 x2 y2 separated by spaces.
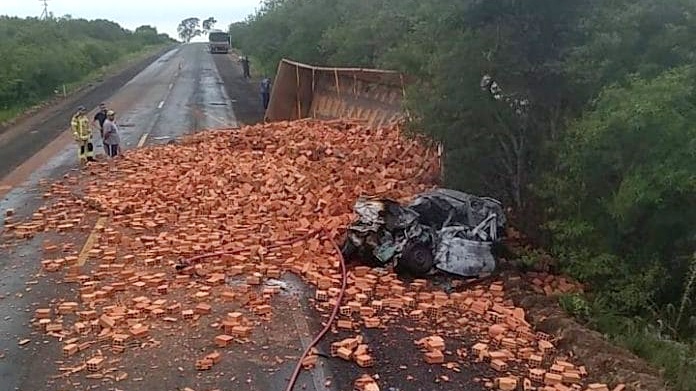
250 55 275 79
0 43 171 126
0 107 24 125
559 293 696 391
619 331 696 391
230 49 273 79
65 43 171 93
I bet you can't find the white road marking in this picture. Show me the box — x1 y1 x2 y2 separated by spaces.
137 133 149 147
158 100 165 109
168 83 173 90
77 217 107 266
207 114 234 127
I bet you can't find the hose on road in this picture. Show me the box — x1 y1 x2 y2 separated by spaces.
178 228 348 391
285 231 347 391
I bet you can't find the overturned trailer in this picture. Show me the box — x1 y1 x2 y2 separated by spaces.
263 61 504 276
265 59 410 128
342 189 506 277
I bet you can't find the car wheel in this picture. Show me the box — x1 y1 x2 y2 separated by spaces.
400 244 434 275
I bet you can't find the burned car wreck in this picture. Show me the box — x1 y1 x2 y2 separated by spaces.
341 189 506 277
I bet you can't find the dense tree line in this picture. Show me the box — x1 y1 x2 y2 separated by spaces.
230 0 696 385
0 16 172 115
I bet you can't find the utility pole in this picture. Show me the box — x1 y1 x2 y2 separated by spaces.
40 0 50 20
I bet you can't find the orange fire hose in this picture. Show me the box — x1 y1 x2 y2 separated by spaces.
284 231 347 391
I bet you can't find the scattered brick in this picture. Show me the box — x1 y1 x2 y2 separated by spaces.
497 377 518 391
425 350 445 364
63 343 79 357
86 356 104 372
15 120 598 388
215 335 234 348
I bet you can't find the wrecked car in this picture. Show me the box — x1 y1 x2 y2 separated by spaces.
341 189 506 277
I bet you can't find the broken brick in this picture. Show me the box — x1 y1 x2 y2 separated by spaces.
497 377 517 391
355 354 374 368
544 372 563 386
195 303 212 315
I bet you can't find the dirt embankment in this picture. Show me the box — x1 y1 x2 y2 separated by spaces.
504 273 668 391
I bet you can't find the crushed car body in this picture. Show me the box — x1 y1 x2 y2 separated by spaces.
342 189 506 277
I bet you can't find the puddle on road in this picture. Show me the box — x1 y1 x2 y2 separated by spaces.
226 273 307 298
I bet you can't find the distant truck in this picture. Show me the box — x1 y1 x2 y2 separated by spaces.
208 30 230 54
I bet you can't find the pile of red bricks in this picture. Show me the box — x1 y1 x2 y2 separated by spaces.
526 272 584 296
331 335 374 368
13 119 437 383
9 120 619 390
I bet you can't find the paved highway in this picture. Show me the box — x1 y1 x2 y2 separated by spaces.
0 43 242 391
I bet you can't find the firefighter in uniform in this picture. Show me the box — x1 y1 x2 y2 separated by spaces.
71 106 95 163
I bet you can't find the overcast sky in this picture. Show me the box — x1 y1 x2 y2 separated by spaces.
1 0 261 40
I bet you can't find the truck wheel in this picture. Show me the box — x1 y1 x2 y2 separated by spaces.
400 244 434 276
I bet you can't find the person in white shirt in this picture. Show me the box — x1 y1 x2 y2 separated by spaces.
102 110 121 158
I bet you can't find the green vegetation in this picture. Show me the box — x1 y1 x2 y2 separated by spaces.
0 16 173 122
177 17 201 43
176 16 221 43
229 0 696 388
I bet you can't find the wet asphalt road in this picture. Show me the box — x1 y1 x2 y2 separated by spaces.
0 43 241 391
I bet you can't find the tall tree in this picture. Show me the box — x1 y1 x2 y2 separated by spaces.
202 17 217 34
177 17 201 43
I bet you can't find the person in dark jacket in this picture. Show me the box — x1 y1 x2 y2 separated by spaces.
260 77 272 110
93 103 109 155
241 56 251 79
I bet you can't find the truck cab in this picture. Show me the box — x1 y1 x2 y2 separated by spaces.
208 31 230 54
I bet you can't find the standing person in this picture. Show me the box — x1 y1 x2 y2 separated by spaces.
93 103 109 154
102 110 121 158
71 106 94 163
241 56 251 79
260 77 272 111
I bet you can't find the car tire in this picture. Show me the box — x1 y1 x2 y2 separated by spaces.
400 244 434 275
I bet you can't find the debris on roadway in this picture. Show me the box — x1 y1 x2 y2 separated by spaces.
342 189 505 276
2 119 617 391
